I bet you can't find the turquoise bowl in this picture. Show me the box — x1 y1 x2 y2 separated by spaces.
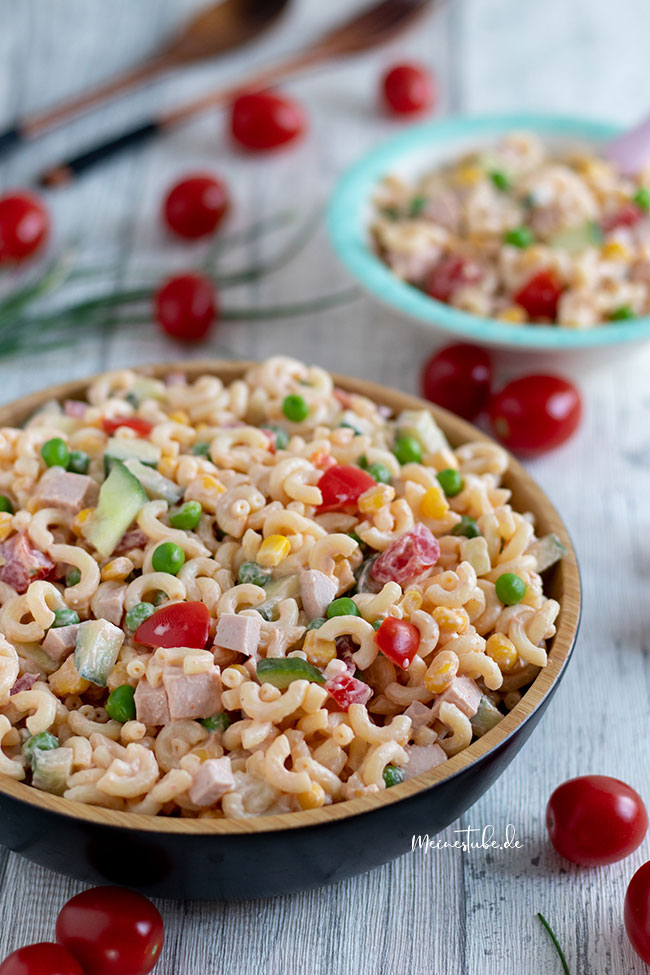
327 114 650 352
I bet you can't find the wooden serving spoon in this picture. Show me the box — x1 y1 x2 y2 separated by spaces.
0 0 290 157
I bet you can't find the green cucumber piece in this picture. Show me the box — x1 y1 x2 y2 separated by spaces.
130 376 166 404
75 618 125 686
123 459 184 504
104 436 161 472
470 696 503 737
256 574 300 621
31 746 73 795
257 657 325 689
528 533 568 572
23 731 59 763
548 220 602 253
85 460 147 558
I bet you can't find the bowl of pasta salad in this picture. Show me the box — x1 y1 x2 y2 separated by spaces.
328 113 650 351
0 357 580 898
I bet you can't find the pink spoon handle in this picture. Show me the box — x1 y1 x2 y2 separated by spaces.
604 113 650 176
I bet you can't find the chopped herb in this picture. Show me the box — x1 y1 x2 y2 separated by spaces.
610 304 635 320
408 195 427 217
381 206 401 221
634 186 650 211
537 913 570 975
490 170 510 191
505 226 535 248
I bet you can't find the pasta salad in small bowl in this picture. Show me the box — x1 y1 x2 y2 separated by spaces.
0 357 580 898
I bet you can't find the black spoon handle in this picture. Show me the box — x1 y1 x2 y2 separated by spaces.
40 119 161 186
0 126 23 158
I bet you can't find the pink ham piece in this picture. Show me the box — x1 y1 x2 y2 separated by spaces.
214 613 261 657
430 676 482 722
63 400 87 419
33 468 99 515
134 679 171 726
42 624 79 663
10 673 39 695
300 569 338 620
403 743 447 779
162 666 221 720
404 700 433 731
188 757 235 806
0 533 54 595
90 583 126 626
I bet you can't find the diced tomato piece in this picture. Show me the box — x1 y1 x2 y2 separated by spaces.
426 256 484 302
317 464 376 513
311 450 337 470
0 532 54 594
375 617 420 669
602 203 642 233
514 270 563 320
101 416 154 437
325 671 372 710
134 601 211 649
371 525 440 585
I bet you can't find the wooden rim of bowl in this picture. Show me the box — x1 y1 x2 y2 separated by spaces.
0 360 581 835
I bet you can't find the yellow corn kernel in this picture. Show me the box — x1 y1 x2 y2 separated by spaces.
157 457 177 480
602 240 631 261
486 632 519 672
0 512 12 542
424 657 457 694
257 534 291 568
297 781 326 810
420 484 449 520
168 410 189 424
101 557 134 582
230 664 249 678
358 484 395 514
192 748 211 762
303 630 337 668
455 165 482 186
400 589 423 615
432 606 469 636
49 656 91 696
73 507 94 536
499 305 527 324
201 474 225 494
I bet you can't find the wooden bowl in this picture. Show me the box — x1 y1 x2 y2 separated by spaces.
0 361 581 899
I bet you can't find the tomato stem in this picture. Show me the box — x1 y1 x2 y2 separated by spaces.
537 912 570 974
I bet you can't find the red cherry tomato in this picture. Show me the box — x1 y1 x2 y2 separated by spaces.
0 943 84 975
317 464 376 513
163 173 229 240
230 91 306 151
101 416 153 437
371 524 440 586
421 343 493 420
56 886 164 975
489 374 582 456
381 63 436 115
134 601 211 649
154 273 217 343
514 269 563 320
375 617 420 669
546 775 648 867
0 192 50 264
602 202 642 233
425 255 484 303
625 862 650 964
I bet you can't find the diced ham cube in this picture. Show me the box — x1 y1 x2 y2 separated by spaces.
134 679 171 726
63 400 88 419
0 533 54 594
300 569 338 620
214 613 261 657
430 676 482 722
33 468 99 515
188 757 235 806
162 666 221 720
325 672 372 711
10 673 39 695
403 743 447 779
42 624 79 663
114 528 148 555
91 583 126 626
404 700 433 731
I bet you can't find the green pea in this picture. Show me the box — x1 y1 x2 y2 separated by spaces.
192 442 211 457
611 305 635 321
238 561 272 587
490 170 510 192
125 601 155 634
282 394 309 423
152 589 167 606
495 572 526 606
0 495 13 513
105 684 137 723
261 425 289 450
367 462 392 484
634 187 650 211
393 436 422 465
51 608 80 628
152 541 185 575
23 731 59 760
372 619 383 632
408 195 427 217
68 450 90 475
436 468 463 497
201 712 232 732
65 567 81 587
306 617 327 631
41 438 69 469
451 515 480 539
505 226 534 248
383 764 405 788
169 501 202 531
326 597 360 619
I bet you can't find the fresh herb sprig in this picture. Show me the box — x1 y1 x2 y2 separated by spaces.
537 912 570 974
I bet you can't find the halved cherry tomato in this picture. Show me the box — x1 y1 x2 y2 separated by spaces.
489 374 582 456
425 255 484 303
56 886 164 975
0 191 50 264
317 464 376 513
514 269 563 320
101 416 153 437
230 91 306 151
602 202 642 233
421 343 493 420
375 617 420 669
163 173 229 240
381 63 436 116
625 861 650 964
546 775 648 867
0 943 84 975
371 525 440 585
134 601 210 649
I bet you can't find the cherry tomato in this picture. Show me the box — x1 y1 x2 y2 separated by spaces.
425 255 484 303
625 862 650 964
101 416 153 437
381 63 436 115
154 273 217 342
602 202 642 233
56 886 164 975
0 943 85 975
546 775 648 867
489 374 582 456
163 173 229 240
0 192 50 264
514 269 563 321
134 600 210 649
325 672 372 710
371 524 440 585
421 343 492 420
375 617 420 669
230 91 306 151
317 464 376 513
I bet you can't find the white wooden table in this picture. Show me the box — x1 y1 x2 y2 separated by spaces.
1 1 650 972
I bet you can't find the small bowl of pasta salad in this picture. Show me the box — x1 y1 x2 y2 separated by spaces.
328 113 650 351
0 357 580 898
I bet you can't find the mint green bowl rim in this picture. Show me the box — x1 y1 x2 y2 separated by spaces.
326 113 650 350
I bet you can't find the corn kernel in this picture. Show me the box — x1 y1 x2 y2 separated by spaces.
297 781 326 810
400 589 423 615
358 484 394 514
432 606 469 635
192 748 211 762
201 474 225 494
486 632 519 672
73 507 94 537
303 630 337 668
230 664 249 678
424 657 457 694
602 241 630 261
456 165 482 186
420 484 449 520
101 557 134 582
0 512 12 542
257 534 291 568
157 457 177 479
499 305 527 324
168 410 189 424
49 656 91 696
